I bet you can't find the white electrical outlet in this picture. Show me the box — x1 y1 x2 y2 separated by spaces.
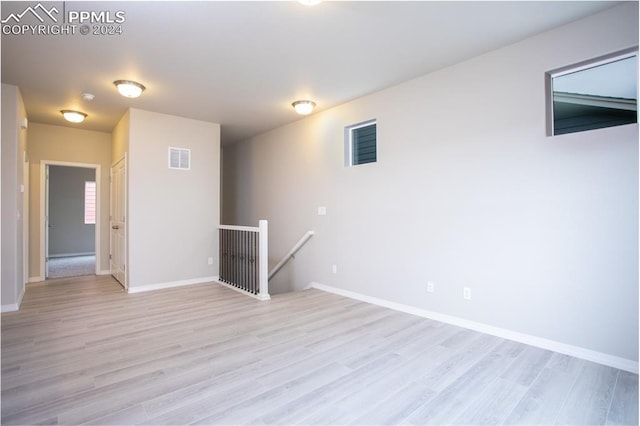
463 287 472 300
427 281 435 293
318 206 327 216
208 257 214 265
332 264 338 274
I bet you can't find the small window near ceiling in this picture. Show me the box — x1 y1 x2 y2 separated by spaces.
84 181 96 225
546 48 638 136
345 119 377 166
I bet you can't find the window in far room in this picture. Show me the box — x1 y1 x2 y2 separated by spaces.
546 48 637 136
84 181 96 225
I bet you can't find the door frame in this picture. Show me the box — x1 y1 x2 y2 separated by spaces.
23 152 29 285
39 160 102 279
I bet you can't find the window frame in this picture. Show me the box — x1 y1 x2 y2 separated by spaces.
545 47 638 136
344 119 377 167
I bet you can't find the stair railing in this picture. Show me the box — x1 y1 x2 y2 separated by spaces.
268 230 314 281
218 220 270 300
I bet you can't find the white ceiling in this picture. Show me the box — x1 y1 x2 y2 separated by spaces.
1 1 621 145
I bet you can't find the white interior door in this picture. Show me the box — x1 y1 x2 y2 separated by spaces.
110 158 126 288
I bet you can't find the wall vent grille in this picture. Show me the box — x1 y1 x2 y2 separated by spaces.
168 147 190 170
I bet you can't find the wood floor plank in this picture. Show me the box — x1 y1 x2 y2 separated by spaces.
401 343 515 425
257 352 407 425
191 362 353 425
348 381 436 425
503 367 576 425
1 275 637 426
418 332 503 393
452 377 528 425
606 371 639 425
499 345 554 386
554 362 618 425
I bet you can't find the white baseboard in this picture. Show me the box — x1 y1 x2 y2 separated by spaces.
2 285 26 313
1 303 19 313
308 282 638 374
127 276 218 294
215 280 271 301
17 285 25 308
28 276 44 283
49 252 96 258
97 270 111 276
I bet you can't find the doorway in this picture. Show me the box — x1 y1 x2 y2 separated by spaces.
40 161 101 280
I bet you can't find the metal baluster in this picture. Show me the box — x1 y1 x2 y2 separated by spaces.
220 229 224 282
253 230 258 294
241 231 248 291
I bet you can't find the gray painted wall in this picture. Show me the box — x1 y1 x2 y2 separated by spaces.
126 109 220 288
1 84 28 310
48 166 96 257
222 3 638 363
28 123 112 279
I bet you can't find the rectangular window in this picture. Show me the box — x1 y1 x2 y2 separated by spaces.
345 120 377 166
546 48 637 136
84 181 96 225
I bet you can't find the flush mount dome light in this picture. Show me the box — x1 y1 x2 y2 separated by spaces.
114 80 145 98
60 110 87 123
292 100 316 115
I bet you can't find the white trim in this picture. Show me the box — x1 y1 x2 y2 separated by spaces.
40 163 45 278
93 165 102 276
16 285 25 308
127 276 217 294
97 270 111 276
308 282 639 374
23 153 29 297
40 161 102 279
1 285 25 313
28 276 45 283
218 224 260 232
345 118 377 167
48 252 96 258
549 47 637 78
216 280 271 301
1 303 19 313
258 220 269 299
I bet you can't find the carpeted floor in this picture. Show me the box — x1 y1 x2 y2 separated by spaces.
47 255 96 279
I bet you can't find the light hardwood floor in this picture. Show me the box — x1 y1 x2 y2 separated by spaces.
1 275 638 425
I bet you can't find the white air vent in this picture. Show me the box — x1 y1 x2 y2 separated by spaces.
168 147 190 170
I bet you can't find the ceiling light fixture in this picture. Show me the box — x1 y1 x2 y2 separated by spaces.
292 100 316 115
113 80 146 98
298 0 321 5
60 110 87 123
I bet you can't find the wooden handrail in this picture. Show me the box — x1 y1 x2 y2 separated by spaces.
268 231 314 281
